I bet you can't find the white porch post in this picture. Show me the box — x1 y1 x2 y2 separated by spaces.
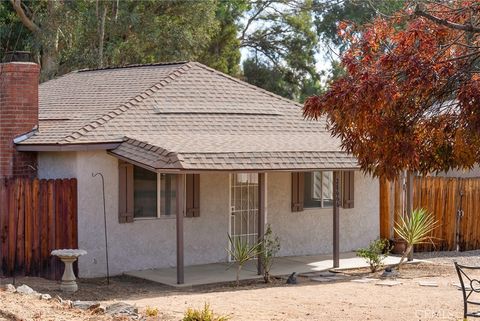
333 171 340 268
257 172 266 275
176 174 185 284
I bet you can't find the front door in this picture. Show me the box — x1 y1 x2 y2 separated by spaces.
229 173 259 260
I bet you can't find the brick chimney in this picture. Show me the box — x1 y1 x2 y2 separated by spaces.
0 52 39 178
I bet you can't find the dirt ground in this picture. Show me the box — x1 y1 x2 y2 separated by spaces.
0 257 473 321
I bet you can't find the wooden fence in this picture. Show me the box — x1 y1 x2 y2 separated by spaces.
380 176 480 252
0 178 77 280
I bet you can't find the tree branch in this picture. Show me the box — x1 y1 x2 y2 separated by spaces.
9 0 41 34
415 4 480 33
239 0 273 43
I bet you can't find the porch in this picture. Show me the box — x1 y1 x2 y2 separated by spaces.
125 252 410 287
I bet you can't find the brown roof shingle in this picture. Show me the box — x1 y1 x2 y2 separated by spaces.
20 61 358 170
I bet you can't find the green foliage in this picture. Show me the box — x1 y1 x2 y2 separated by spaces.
394 208 439 269
243 58 322 102
197 0 247 76
314 0 404 49
241 0 321 100
1 0 219 80
356 239 390 272
260 224 280 283
313 0 404 84
183 303 229 321
2 0 324 96
226 234 262 286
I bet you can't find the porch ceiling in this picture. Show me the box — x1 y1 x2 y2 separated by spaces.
108 135 359 171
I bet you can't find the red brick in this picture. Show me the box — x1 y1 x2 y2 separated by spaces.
0 62 39 178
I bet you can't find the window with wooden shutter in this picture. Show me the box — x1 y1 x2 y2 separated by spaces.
291 172 304 212
185 174 200 217
342 171 355 209
118 160 134 223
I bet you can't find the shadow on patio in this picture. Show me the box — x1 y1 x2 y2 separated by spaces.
125 252 410 287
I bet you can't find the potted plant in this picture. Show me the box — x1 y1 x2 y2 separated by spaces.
390 237 407 255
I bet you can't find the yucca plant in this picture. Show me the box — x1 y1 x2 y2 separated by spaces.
226 234 262 286
394 208 439 270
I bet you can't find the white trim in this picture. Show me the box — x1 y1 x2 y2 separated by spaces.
130 167 185 220
228 173 260 261
264 172 268 225
228 173 232 262
156 172 161 218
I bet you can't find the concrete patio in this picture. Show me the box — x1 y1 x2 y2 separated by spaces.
125 252 414 287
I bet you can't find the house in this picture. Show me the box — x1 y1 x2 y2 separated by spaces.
0 56 379 283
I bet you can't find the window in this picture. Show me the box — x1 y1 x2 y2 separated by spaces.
133 165 177 218
134 166 157 218
160 173 177 216
304 171 334 208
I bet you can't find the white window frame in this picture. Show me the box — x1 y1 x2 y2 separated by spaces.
305 171 337 209
133 169 185 220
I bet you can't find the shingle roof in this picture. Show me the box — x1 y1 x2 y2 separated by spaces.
20 61 358 170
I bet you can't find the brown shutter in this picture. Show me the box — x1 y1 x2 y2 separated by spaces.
342 171 355 209
185 174 200 217
118 160 134 223
291 172 305 212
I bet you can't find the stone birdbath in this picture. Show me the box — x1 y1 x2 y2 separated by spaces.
51 249 87 292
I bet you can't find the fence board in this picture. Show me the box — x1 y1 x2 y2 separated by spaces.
39 179 48 276
24 179 32 275
380 175 480 252
0 177 77 279
31 179 40 276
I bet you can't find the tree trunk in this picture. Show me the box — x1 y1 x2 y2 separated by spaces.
264 271 270 283
236 265 242 286
40 0 60 81
98 0 107 68
397 244 413 271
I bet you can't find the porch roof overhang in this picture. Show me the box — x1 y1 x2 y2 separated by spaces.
107 135 360 171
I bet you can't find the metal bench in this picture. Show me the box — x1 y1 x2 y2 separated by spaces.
455 262 480 320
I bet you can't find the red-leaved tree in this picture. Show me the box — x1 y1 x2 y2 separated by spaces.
304 1 480 178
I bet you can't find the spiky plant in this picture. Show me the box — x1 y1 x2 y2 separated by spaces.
226 234 262 286
394 208 439 270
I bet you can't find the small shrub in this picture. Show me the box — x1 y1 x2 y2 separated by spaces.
356 238 390 272
145 306 159 317
260 224 280 283
183 303 229 321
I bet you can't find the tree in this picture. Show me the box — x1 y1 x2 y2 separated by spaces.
2 0 219 80
314 0 404 51
239 0 321 101
198 0 246 76
304 1 480 178
313 0 404 83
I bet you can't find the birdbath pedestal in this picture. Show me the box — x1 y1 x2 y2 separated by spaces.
51 249 87 292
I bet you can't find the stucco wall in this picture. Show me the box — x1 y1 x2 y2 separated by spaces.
38 151 380 277
39 151 230 277
267 171 379 256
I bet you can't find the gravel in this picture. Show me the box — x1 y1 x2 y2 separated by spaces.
414 249 480 265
